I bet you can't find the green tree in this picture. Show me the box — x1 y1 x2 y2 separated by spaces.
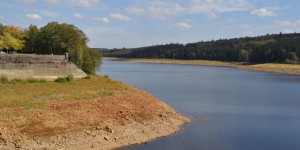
36 22 88 55
238 49 250 61
286 52 299 64
34 22 100 74
70 45 102 74
24 25 39 53
0 23 4 34
0 36 7 50
0 23 6 50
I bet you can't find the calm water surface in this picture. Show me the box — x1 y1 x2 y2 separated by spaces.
98 60 300 150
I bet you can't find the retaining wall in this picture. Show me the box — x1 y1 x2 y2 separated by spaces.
0 54 87 80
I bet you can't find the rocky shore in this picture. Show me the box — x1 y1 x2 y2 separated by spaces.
0 87 189 150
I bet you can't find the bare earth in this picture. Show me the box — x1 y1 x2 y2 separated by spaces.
105 57 300 75
0 87 189 150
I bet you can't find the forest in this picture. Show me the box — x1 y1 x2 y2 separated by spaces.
103 33 300 64
0 22 101 74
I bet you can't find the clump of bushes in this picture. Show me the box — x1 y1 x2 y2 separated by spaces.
0 75 9 84
0 75 77 84
84 75 92 80
26 78 47 83
104 75 109 78
54 75 74 83
54 77 68 83
0 75 47 84
66 74 74 82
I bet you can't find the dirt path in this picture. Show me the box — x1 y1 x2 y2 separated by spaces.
0 87 189 150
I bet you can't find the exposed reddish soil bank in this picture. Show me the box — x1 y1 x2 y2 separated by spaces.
0 88 189 150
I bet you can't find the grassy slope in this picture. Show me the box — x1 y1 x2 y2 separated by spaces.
0 76 129 108
105 57 300 75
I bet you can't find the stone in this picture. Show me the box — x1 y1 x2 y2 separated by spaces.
85 130 91 135
0 136 6 145
104 136 109 141
104 126 114 134
13 140 22 148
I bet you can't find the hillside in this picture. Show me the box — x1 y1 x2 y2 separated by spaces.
102 33 300 64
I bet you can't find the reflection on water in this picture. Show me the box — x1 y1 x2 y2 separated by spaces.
98 60 300 150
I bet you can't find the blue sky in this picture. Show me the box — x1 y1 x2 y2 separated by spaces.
0 0 300 48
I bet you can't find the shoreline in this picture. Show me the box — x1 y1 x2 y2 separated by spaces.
0 78 189 150
104 57 300 75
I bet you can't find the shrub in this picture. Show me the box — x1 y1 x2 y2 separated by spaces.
66 75 74 82
70 46 102 75
0 76 47 84
27 78 47 83
0 75 9 84
10 79 25 84
54 77 68 83
84 75 92 80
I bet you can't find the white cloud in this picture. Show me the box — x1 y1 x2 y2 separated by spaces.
37 10 57 17
17 0 35 3
126 7 145 15
245 31 253 35
274 19 300 27
148 3 184 20
74 13 83 19
184 18 193 23
240 24 251 29
26 13 43 20
226 18 237 22
92 17 110 23
74 0 100 8
275 20 293 26
140 0 252 20
174 22 192 31
44 0 60 5
0 16 3 20
221 26 232 30
282 29 294 34
251 8 275 17
122 1 252 20
110 13 131 21
189 0 252 19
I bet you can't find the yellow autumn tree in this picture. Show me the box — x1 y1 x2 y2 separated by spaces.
0 25 25 52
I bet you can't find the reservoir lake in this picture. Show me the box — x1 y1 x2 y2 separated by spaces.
98 60 300 150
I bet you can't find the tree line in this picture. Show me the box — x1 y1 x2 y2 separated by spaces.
105 33 300 64
0 22 102 74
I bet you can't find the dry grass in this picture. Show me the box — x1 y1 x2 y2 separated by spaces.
105 57 232 66
233 63 300 74
0 75 129 108
105 57 300 75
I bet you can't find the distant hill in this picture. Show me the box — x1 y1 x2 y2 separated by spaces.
101 33 300 64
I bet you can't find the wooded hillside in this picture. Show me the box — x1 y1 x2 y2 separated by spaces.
104 33 300 64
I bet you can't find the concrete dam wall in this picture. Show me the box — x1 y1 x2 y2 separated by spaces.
0 55 87 80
